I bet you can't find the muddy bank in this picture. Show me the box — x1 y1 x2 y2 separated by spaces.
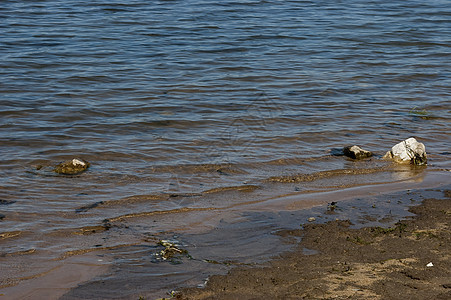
4 175 448 300
177 189 451 300
55 181 450 300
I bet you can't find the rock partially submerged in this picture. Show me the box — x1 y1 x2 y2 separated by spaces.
54 158 90 175
343 145 373 160
383 137 427 165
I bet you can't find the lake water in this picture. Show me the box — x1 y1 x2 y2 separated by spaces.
1 0 450 298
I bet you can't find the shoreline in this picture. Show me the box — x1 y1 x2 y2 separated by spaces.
176 186 450 300
176 185 451 299
1 171 449 299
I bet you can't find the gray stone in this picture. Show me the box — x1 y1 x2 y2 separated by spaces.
383 137 427 165
343 145 373 160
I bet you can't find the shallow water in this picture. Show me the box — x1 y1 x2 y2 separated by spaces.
1 0 450 298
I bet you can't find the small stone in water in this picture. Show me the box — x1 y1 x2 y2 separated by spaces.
343 145 373 160
54 158 90 175
308 217 316 222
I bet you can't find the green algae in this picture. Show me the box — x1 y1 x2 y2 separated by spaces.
54 158 90 175
156 240 191 263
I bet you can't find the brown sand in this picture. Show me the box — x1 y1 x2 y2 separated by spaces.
176 190 451 300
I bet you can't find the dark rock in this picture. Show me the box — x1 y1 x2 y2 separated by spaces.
54 158 90 175
343 145 373 160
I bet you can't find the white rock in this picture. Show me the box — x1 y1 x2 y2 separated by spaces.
72 158 86 166
383 137 427 165
426 262 433 267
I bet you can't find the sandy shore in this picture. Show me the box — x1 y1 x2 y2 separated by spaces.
7 176 448 300
176 188 450 300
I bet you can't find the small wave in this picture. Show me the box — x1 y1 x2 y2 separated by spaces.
1 248 35 257
0 231 22 240
106 207 217 223
202 185 259 194
57 243 139 260
268 167 388 183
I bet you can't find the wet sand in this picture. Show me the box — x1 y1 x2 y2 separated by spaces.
2 173 449 300
176 188 451 300
0 254 109 300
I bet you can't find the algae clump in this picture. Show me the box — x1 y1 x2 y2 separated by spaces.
54 158 90 175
